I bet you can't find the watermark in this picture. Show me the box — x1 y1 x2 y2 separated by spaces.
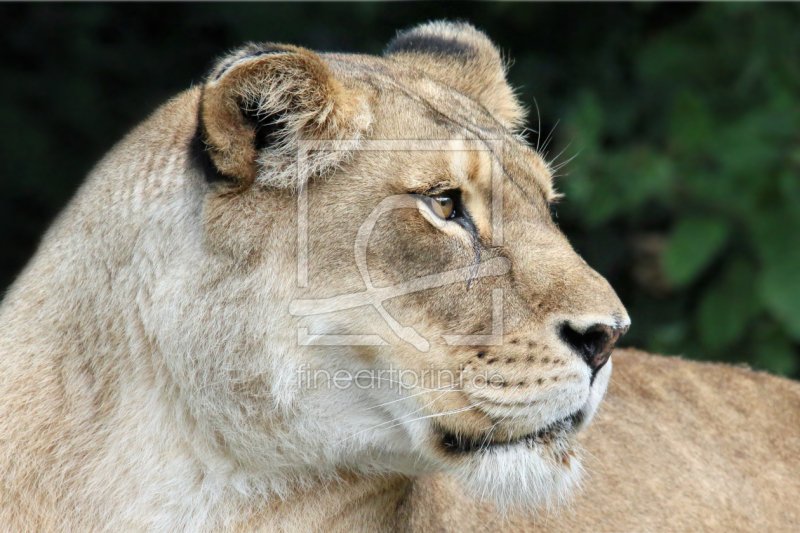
289 139 507 352
295 364 507 391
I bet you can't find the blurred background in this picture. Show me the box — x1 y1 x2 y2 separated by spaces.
1 3 798 377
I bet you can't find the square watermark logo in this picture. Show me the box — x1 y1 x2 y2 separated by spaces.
289 139 509 352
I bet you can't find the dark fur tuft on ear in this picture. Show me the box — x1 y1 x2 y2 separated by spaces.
386 21 525 130
197 43 371 189
386 31 477 60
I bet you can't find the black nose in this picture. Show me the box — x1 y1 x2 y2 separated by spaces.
559 322 627 380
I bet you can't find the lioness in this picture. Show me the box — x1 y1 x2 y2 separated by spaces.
0 21 797 533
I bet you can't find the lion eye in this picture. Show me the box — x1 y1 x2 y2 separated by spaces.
417 188 467 226
431 196 455 220
417 188 477 238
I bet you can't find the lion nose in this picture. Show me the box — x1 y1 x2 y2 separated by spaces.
558 322 627 379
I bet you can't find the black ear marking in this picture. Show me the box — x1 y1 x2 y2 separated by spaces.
189 127 237 186
240 103 287 152
386 32 477 61
190 93 291 184
189 99 237 185
213 46 289 81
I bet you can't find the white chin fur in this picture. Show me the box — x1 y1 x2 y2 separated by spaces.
446 361 610 513
450 439 584 514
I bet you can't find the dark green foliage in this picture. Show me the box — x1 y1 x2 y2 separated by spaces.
1 3 797 376
554 4 800 376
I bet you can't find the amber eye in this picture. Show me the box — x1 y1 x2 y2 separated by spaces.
431 196 455 219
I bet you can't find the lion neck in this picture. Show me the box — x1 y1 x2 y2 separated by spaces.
230 473 413 533
0 87 421 531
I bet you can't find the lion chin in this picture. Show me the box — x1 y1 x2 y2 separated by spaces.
425 409 584 513
407 359 612 513
453 436 583 513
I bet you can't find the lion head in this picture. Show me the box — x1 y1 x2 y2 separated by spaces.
132 22 630 510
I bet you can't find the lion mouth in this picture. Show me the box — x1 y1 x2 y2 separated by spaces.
438 409 585 455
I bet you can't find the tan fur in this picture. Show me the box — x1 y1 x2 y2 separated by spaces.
0 22 796 532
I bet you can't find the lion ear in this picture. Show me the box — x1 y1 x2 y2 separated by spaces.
197 43 370 189
385 21 525 131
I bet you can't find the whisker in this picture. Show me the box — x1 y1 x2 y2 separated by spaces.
534 97 543 154
541 118 560 154
376 401 487 433
334 401 487 447
335 387 463 445
362 384 460 411
547 140 575 170
342 376 463 392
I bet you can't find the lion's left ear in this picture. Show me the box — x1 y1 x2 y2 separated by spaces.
197 43 370 189
385 21 525 131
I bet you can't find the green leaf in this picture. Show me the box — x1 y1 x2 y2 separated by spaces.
669 90 714 156
758 265 800 341
696 259 759 351
750 210 800 340
663 216 730 287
